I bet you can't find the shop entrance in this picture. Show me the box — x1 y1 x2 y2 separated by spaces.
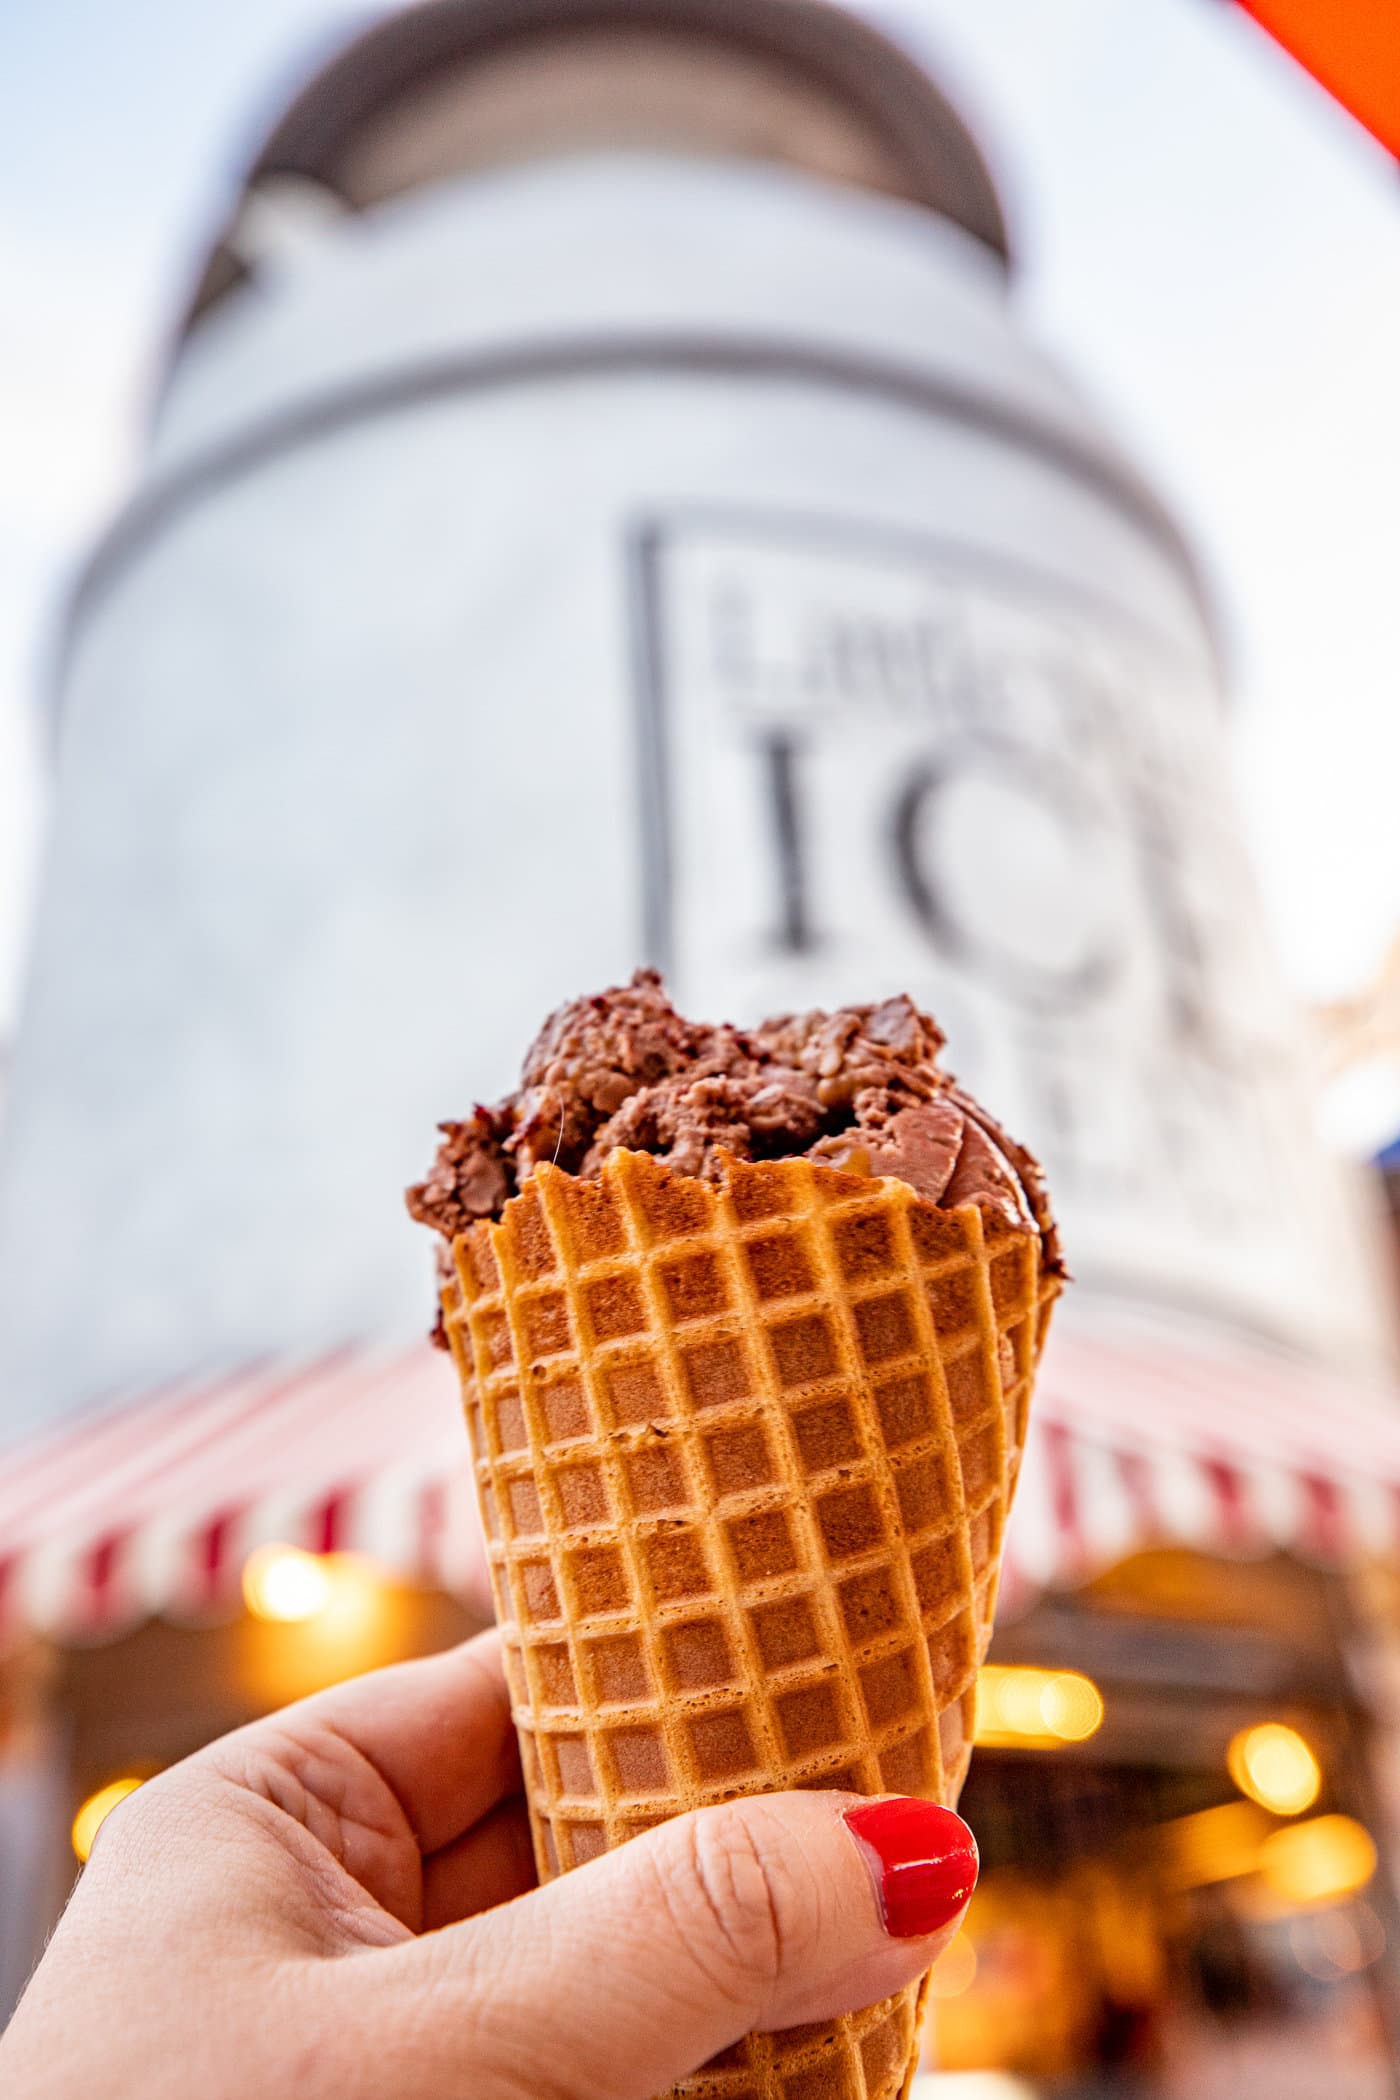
937 1550 1400 2095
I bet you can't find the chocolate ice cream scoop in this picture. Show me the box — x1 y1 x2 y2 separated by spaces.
408 971 1061 1279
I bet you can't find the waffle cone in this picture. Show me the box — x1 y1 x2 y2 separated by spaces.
443 1148 1059 2099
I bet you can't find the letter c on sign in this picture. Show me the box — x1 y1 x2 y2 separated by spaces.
891 745 1121 1013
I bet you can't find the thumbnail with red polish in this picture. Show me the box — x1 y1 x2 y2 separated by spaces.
844 1798 979 1938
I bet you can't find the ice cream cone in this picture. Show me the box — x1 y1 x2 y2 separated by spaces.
442 1146 1059 2099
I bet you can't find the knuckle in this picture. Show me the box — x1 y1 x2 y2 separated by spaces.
85 1767 179 1864
658 1803 806 2007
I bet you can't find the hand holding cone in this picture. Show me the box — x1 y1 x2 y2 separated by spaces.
438 1146 1060 2098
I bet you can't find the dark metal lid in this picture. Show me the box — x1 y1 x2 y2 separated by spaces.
176 0 1009 343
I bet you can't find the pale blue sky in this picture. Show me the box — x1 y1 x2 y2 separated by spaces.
3 0 1399 1143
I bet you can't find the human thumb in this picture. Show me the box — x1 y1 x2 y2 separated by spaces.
389 1791 976 2100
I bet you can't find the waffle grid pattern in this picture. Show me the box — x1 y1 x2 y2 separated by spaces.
445 1149 1057 2100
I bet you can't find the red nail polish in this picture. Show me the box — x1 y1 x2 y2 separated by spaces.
844 1798 978 1938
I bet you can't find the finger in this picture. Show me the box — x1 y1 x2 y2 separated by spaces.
381 1791 976 2100
287 1627 520 1852
422 1797 536 1929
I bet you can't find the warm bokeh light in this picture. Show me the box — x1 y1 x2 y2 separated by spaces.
1228 1722 1322 1816
975 1667 1104 1747
1037 1673 1104 1741
929 1929 979 1999
72 1776 144 1862
1160 1799 1277 1890
242 1553 401 1705
909 2078 1037 2100
1261 1815 1377 1910
242 1542 334 1622
312 1552 389 1639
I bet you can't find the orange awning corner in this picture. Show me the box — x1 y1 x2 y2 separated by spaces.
1239 0 1400 161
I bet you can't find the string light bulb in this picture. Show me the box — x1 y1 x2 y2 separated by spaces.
975 1666 1104 1747
1261 1815 1376 1910
242 1543 333 1622
1228 1723 1321 1817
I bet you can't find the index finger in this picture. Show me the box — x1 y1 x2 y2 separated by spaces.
298 1626 521 1854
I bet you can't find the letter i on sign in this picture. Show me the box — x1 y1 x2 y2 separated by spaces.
756 730 818 954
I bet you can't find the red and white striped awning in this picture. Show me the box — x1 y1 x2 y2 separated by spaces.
1005 1310 1400 1613
4 1308 1400 1645
0 1346 480 1644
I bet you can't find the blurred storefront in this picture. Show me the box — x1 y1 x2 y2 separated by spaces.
3 2 1400 2090
11 1318 1400 2091
951 1555 1400 2094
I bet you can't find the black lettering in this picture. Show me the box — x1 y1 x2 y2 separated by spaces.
891 748 1120 1012
757 731 818 952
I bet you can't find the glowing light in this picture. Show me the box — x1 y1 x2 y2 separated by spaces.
1038 1673 1104 1741
975 1667 1104 1747
313 1552 387 1638
929 1929 978 1999
1228 1723 1321 1816
72 1777 143 1862
1261 1815 1376 1910
1160 1800 1276 1889
242 1545 389 1651
909 2076 1037 2099
242 1543 333 1622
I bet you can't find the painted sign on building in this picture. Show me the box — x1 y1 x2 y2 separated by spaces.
638 514 1381 1360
